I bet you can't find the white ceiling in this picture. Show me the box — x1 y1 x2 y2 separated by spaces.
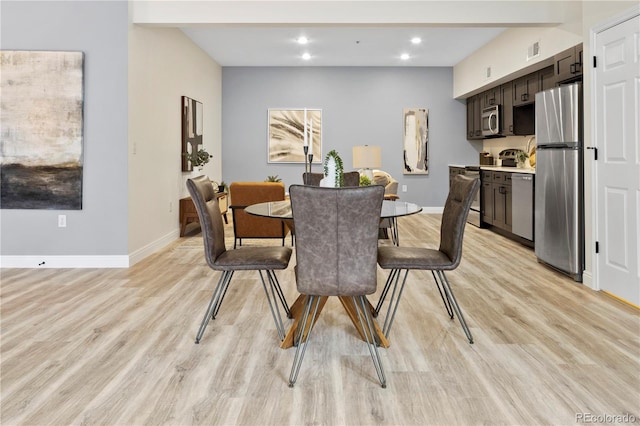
181 26 508 67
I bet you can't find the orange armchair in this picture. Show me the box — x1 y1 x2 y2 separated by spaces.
229 182 290 248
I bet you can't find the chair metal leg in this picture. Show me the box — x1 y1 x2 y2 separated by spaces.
354 296 387 388
288 295 321 388
259 270 286 341
381 269 409 338
195 270 233 344
211 271 234 319
437 270 474 344
268 270 291 318
431 270 454 319
374 268 399 317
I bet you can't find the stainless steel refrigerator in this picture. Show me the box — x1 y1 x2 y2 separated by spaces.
534 83 584 282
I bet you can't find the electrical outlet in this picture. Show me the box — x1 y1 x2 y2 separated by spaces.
58 215 67 227
402 185 407 192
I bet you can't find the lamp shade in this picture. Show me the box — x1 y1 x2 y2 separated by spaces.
353 145 382 169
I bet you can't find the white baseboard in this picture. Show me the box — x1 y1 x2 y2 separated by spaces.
421 206 444 214
1 230 180 269
582 270 595 290
128 229 179 266
0 255 129 268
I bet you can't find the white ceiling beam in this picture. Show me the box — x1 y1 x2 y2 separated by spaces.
131 1 578 27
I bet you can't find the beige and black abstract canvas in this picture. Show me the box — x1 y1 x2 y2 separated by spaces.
1 50 84 209
403 108 429 175
268 109 322 163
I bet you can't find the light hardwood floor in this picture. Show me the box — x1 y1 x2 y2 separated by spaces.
1 214 639 425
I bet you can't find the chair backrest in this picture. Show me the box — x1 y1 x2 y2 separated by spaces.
230 182 287 239
302 172 324 186
290 185 384 296
302 171 361 187
187 176 227 267
439 174 480 267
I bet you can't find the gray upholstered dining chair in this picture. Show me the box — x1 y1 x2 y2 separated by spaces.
287 184 386 388
375 174 480 343
187 176 293 344
302 171 360 187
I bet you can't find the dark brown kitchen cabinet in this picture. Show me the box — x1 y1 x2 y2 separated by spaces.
512 72 539 106
500 83 514 136
481 171 512 231
538 65 556 92
555 43 583 83
491 172 512 232
480 171 494 225
449 166 466 187
466 94 482 140
481 87 501 108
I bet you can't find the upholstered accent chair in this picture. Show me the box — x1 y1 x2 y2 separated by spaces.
372 170 399 199
375 174 480 343
187 176 292 344
287 184 386 388
229 181 291 248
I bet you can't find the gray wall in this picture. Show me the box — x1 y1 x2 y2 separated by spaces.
222 67 480 208
0 1 129 256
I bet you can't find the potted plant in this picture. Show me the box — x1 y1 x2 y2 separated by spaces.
265 175 282 182
322 150 345 187
359 175 372 186
516 150 529 168
217 181 227 193
183 148 212 170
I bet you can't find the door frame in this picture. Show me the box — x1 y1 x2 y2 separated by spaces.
589 4 640 292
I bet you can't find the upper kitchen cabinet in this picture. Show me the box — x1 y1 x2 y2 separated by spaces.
555 43 583 83
500 83 514 136
538 65 556 92
481 87 501 108
512 72 539 106
466 94 483 140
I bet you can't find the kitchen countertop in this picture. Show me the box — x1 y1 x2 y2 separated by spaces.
480 166 536 174
449 164 536 174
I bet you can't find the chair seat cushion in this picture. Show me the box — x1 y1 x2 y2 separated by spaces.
212 246 292 270
377 246 455 270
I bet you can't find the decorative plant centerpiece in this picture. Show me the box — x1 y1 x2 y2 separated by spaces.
183 149 212 170
359 175 372 186
321 150 344 187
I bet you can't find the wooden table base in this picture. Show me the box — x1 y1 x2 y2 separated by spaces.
280 295 390 349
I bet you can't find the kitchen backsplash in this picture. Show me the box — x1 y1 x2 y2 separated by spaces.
482 135 535 161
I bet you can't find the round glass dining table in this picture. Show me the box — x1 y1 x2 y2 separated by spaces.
245 199 422 246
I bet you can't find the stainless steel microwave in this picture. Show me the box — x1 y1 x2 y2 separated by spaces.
481 104 501 137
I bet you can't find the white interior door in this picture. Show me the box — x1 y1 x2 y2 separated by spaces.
594 13 640 306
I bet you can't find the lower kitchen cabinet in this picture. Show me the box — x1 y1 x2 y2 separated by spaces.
481 171 512 232
481 171 493 224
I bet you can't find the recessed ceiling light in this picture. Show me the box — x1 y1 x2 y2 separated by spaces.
297 36 308 45
400 53 410 60
302 52 311 60
411 37 422 44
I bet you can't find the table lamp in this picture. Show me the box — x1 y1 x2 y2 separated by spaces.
353 145 381 180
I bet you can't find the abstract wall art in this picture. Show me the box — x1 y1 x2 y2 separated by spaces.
1 50 85 210
403 107 429 175
268 109 322 163
181 96 203 171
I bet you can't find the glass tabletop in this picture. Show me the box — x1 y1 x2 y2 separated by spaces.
245 199 422 219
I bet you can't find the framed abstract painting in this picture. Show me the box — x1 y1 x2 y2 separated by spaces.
403 108 429 175
268 108 322 163
0 50 85 210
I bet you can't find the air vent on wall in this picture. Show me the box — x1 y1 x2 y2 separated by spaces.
527 41 540 61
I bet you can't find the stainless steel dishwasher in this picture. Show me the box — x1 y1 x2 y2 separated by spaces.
512 173 534 241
